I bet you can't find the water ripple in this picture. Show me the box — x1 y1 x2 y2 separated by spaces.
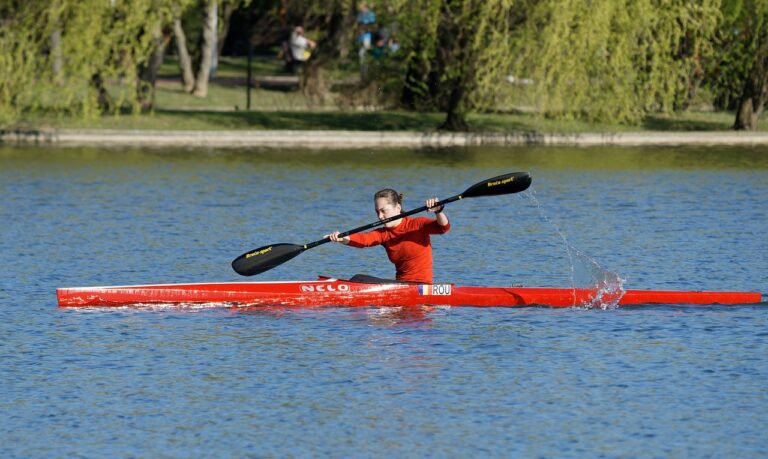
1 145 767 457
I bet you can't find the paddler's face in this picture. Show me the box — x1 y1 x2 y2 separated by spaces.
375 197 401 226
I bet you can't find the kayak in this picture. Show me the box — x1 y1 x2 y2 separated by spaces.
56 277 763 308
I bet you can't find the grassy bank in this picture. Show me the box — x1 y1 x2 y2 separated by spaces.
10 56 757 133
18 109 749 134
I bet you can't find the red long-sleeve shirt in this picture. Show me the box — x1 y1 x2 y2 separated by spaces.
347 217 450 283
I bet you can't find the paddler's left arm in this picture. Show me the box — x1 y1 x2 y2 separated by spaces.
427 197 449 227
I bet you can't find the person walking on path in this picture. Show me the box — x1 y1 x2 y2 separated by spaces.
288 26 316 74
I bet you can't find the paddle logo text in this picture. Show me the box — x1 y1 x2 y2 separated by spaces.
419 284 452 296
487 176 514 188
300 284 350 292
245 246 272 259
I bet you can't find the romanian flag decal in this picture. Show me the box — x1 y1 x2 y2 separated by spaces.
418 284 452 296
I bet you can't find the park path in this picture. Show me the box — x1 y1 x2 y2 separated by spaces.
4 129 768 148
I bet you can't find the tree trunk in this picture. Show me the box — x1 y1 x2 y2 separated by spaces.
336 5 359 61
439 110 470 131
50 28 63 85
90 73 113 112
217 2 236 56
193 0 217 97
173 15 195 92
301 67 326 102
210 2 219 78
734 96 758 130
733 69 768 131
138 23 171 112
400 62 420 110
436 1 475 131
733 73 768 130
400 41 438 111
301 1 353 101
733 44 768 130
439 82 470 131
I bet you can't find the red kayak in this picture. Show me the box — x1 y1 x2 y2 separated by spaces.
56 277 763 308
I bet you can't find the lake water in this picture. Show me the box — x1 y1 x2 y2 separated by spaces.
1 145 767 457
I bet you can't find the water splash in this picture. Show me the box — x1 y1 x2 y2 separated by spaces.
523 189 625 309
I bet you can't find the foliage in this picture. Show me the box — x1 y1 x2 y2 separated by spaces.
2 0 767 129
705 0 768 129
706 0 752 110
0 0 193 124
383 0 520 129
512 0 721 123
0 2 53 124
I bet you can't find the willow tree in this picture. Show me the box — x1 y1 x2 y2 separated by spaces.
718 0 768 130
392 0 520 130
512 0 721 123
0 0 182 124
0 2 48 125
706 0 750 111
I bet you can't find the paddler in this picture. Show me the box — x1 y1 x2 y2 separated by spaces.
327 188 450 284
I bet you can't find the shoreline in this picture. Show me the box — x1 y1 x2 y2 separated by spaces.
3 128 768 148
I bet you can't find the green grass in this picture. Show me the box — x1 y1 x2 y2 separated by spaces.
154 83 323 111
642 112 738 131
21 108 749 133
11 55 756 133
159 55 292 79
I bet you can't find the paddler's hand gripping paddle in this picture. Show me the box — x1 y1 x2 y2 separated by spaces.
231 171 532 276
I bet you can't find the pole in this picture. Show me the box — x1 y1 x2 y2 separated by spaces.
246 38 253 110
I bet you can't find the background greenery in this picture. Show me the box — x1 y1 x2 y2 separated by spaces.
2 0 767 131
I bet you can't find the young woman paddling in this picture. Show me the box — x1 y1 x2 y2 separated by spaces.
327 188 450 284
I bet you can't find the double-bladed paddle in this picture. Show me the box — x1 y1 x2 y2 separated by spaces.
231 171 532 276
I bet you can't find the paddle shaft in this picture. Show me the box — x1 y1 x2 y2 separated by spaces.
303 194 461 250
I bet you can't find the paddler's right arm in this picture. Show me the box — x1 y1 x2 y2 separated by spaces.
327 231 350 245
328 230 387 247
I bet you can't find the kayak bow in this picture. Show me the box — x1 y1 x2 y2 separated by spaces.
56 277 763 308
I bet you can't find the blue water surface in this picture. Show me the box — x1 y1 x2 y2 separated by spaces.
1 145 767 458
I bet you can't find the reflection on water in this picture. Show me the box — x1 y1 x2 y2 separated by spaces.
363 305 436 327
2 143 768 170
234 304 436 327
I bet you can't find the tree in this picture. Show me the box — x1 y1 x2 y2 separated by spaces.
172 3 196 92
726 0 768 130
387 0 522 130
138 22 172 111
513 0 721 124
0 0 182 123
171 0 250 97
0 2 49 124
300 0 356 101
192 0 217 97
265 0 356 101
217 0 238 55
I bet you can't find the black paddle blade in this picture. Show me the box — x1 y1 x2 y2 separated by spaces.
461 172 532 199
231 243 305 276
